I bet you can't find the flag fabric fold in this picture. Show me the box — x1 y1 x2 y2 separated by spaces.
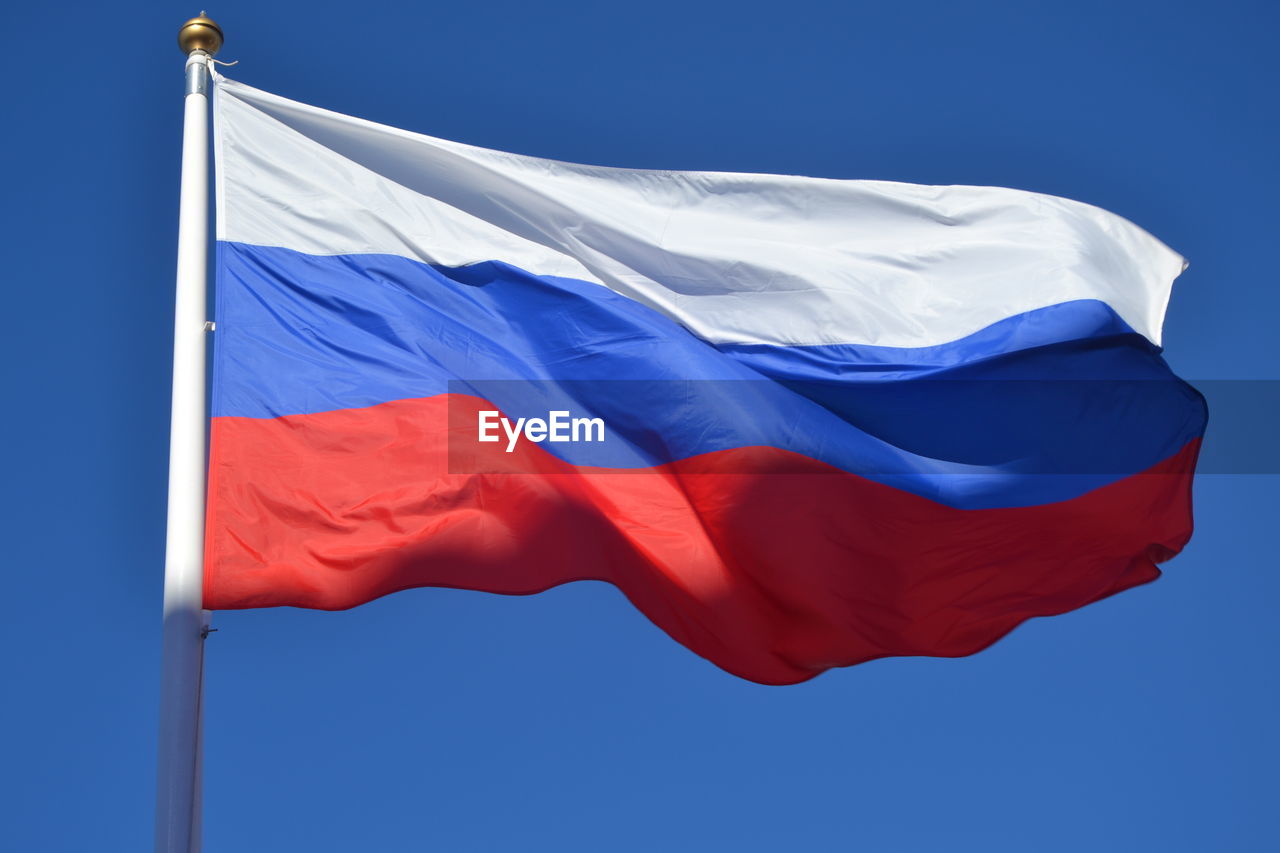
205 75 1204 684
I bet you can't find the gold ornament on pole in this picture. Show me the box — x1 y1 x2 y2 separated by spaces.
178 12 223 56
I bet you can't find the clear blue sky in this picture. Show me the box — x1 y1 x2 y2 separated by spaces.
3 1 1276 849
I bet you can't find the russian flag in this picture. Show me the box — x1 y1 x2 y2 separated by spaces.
205 76 1205 684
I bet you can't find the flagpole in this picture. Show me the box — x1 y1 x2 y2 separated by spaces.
157 14 222 853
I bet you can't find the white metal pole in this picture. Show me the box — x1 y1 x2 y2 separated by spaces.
157 15 222 853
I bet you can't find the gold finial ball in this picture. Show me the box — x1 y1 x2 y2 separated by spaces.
178 13 223 56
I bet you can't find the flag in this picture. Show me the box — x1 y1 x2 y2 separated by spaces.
205 76 1205 684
